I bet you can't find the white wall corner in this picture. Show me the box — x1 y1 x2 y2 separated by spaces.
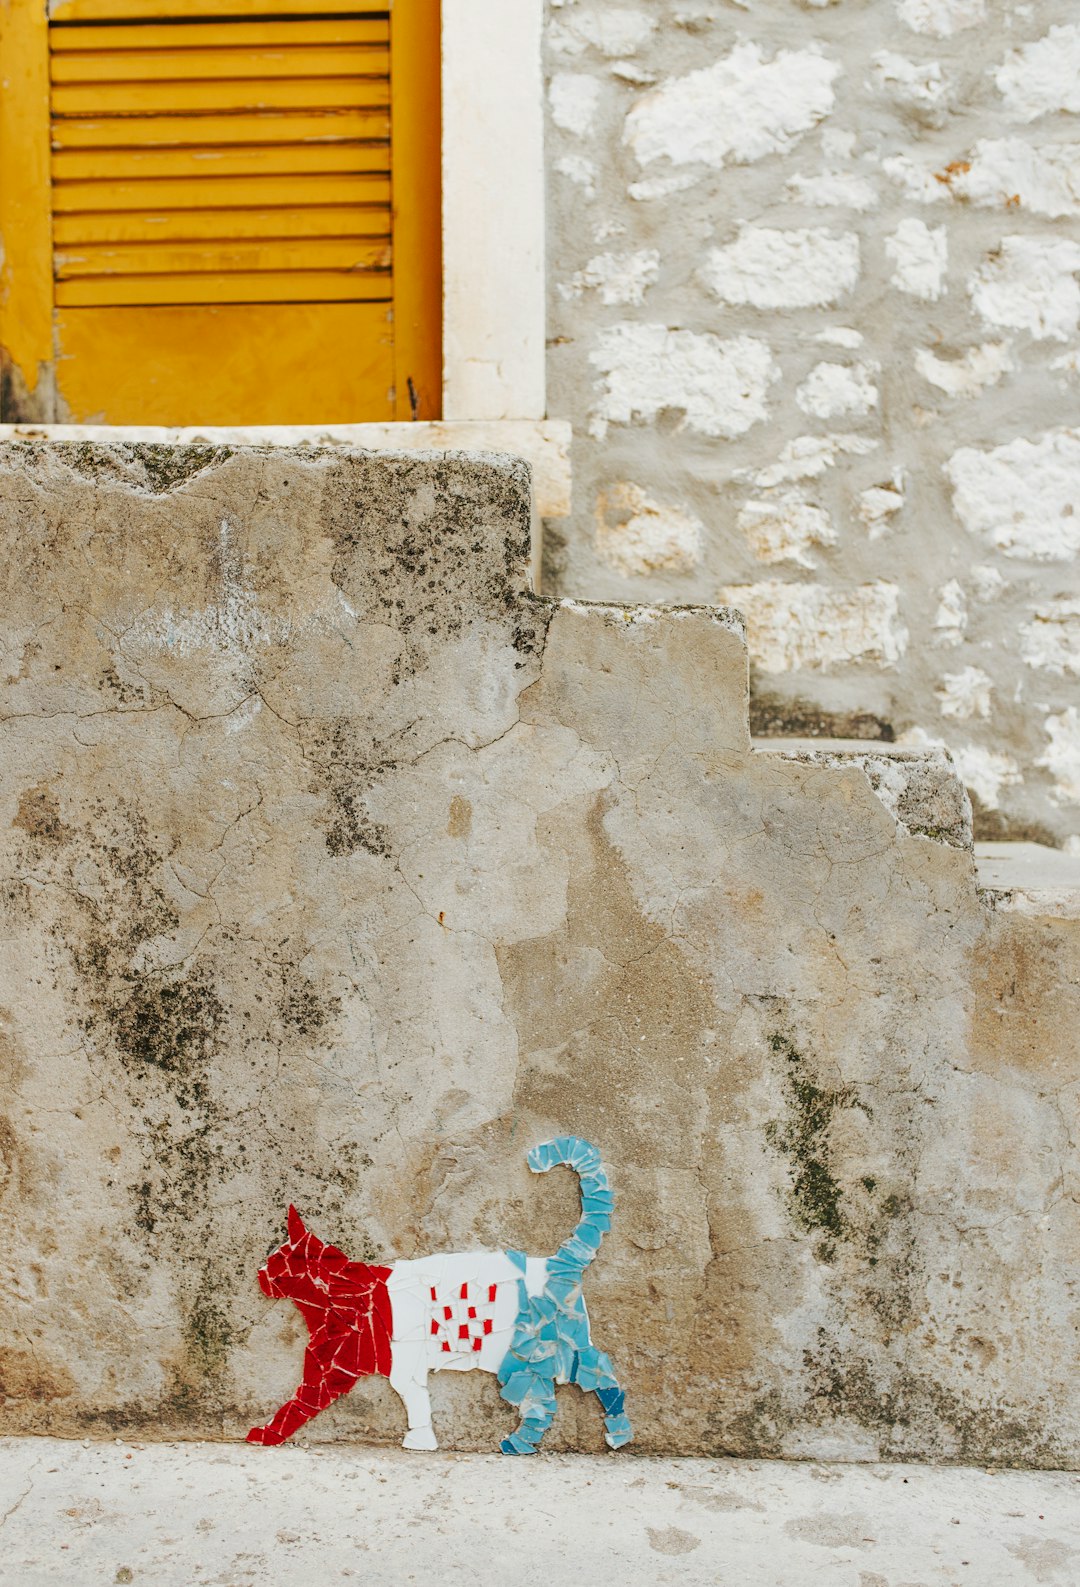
441 0 547 422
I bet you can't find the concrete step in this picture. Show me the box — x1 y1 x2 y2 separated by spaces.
974 841 1080 918
1 1437 1077 1587
755 737 1080 914
752 736 974 849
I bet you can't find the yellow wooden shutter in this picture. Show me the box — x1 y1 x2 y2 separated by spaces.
0 0 441 424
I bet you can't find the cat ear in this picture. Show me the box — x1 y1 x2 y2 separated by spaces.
287 1205 306 1242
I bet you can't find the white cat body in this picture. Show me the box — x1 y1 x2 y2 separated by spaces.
386 1251 551 1449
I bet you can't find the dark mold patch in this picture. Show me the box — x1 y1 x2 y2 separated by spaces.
100 664 152 707
969 792 1062 848
857 1189 922 1332
800 1329 1065 1467
129 444 233 495
19 801 234 1266
750 690 894 743
321 452 539 650
710 1322 1065 1468
277 974 341 1039
308 716 394 859
0 439 233 496
325 792 391 860
13 784 68 844
181 1276 238 1383
106 967 223 1093
539 519 568 592
765 1033 862 1259
512 592 554 666
0 355 54 424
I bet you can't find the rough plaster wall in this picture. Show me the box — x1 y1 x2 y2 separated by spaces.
544 0 1080 848
3 443 1080 1466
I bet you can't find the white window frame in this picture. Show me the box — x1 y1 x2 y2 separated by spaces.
441 0 547 423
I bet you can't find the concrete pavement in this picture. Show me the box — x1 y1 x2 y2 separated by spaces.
1 1438 1077 1585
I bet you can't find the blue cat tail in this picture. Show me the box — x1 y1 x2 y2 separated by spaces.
527 1136 612 1277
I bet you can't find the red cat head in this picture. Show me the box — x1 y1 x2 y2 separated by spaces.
257 1206 391 1307
258 1205 317 1299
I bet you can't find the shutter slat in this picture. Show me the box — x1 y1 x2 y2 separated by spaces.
56 269 392 305
56 237 391 276
53 77 389 114
52 172 390 211
51 46 390 83
54 204 391 244
50 0 388 18
51 19 389 49
53 140 389 180
53 110 385 149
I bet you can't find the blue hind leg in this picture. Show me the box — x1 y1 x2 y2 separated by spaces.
576 1348 633 1449
498 1368 558 1456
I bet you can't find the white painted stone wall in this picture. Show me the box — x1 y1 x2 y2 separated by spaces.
544 0 1080 846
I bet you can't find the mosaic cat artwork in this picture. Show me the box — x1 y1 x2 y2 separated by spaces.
247 1136 632 1455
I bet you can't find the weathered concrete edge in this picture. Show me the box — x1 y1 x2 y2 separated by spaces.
0 420 574 518
753 736 975 852
974 841 1080 918
558 596 747 640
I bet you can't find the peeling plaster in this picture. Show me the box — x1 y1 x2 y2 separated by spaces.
795 362 879 420
560 249 660 307
746 433 879 489
623 44 840 170
1019 602 1080 678
996 24 1080 123
595 481 704 576
550 72 602 136
550 8 656 57
785 170 879 211
737 492 837 569
703 228 860 311
954 140 1080 220
946 430 1080 560
856 477 905 537
886 219 948 301
949 743 1022 808
589 324 778 440
870 51 951 117
915 343 1013 398
1037 708 1080 805
937 666 993 721
933 579 968 645
969 238 1080 342
895 0 985 39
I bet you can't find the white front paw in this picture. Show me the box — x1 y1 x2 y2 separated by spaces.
403 1427 438 1451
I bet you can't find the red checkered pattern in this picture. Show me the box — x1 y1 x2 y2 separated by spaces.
428 1281 497 1354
